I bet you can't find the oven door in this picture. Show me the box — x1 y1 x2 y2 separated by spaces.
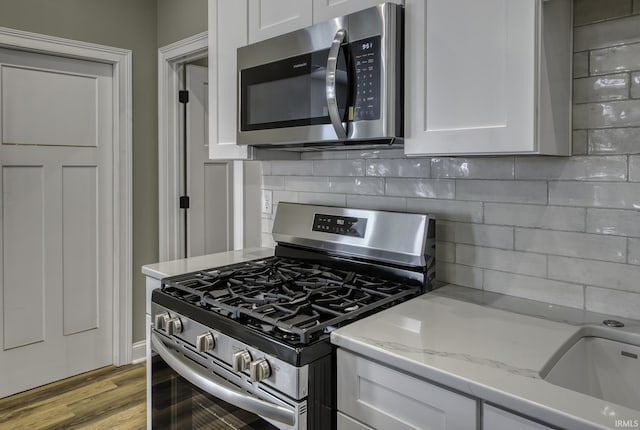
238 42 350 146
150 333 305 430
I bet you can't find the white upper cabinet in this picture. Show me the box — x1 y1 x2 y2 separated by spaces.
312 0 403 22
208 0 249 160
404 0 572 156
248 0 313 43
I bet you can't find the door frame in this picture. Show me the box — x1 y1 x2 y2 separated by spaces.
158 31 243 262
0 27 133 366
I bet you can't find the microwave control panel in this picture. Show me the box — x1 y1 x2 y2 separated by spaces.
351 36 381 121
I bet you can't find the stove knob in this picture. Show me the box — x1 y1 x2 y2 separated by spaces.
153 312 171 330
196 332 215 352
249 359 271 382
232 350 252 372
166 317 183 335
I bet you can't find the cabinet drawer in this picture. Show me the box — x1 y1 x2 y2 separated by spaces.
483 404 554 430
337 349 478 430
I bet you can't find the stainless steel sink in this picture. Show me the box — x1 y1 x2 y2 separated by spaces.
540 325 640 411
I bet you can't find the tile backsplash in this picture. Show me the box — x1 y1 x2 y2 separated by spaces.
259 1 640 319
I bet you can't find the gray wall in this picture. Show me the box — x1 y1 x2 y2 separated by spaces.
0 0 158 343
157 0 207 48
260 1 640 320
0 0 208 344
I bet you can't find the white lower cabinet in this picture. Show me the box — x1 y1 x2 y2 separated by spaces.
337 349 478 430
483 404 554 430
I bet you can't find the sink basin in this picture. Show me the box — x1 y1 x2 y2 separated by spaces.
541 328 640 411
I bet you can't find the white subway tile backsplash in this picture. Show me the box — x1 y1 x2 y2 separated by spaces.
590 42 640 74
515 228 626 262
573 100 640 128
585 287 640 319
456 244 547 277
515 155 627 181
485 203 586 231
573 0 632 26
572 130 588 155
573 52 589 78
629 238 640 264
484 270 585 309
406 198 483 223
263 175 285 190
283 175 330 192
436 241 455 263
346 195 407 211
437 262 483 289
385 178 455 199
588 128 640 154
549 182 640 208
313 160 364 176
329 177 384 195
346 148 405 159
453 222 514 249
549 256 640 293
297 192 346 206
301 151 347 160
631 72 640 98
261 161 272 176
574 15 640 52
456 180 547 204
573 73 629 103
431 157 514 179
436 221 455 242
366 158 430 177
272 191 298 205
270 160 313 175
587 208 640 237
630 155 640 180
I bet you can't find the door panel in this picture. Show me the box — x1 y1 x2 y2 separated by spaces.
0 47 113 397
186 64 232 258
62 166 98 335
2 166 45 350
1 65 98 147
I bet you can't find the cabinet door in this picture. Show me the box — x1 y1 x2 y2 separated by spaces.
404 0 539 155
248 0 312 43
312 0 403 23
484 404 554 430
337 349 477 430
208 0 249 160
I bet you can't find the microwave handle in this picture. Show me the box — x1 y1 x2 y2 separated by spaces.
326 29 348 140
151 333 296 426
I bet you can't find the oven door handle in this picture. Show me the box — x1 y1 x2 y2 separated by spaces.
326 28 348 140
151 333 296 426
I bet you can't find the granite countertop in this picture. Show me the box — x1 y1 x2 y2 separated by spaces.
141 247 274 279
331 285 640 430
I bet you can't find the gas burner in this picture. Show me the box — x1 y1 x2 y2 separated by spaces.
162 256 422 344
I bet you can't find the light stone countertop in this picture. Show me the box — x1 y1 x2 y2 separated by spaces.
331 285 640 430
141 247 274 279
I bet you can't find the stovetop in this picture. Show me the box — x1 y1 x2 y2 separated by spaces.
159 256 422 346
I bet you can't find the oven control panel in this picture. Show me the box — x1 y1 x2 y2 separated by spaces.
313 213 367 238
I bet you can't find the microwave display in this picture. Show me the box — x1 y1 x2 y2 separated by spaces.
352 36 381 121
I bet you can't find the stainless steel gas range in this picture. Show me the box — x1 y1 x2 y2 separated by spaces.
150 203 435 429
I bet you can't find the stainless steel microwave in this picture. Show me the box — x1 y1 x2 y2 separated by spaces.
237 3 403 150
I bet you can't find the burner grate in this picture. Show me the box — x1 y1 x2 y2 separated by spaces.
161 257 421 344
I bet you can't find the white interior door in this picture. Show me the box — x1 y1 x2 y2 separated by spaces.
185 64 232 257
0 47 114 397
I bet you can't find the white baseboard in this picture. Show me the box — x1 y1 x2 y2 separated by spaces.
131 340 146 364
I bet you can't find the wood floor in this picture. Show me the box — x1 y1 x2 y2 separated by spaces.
0 363 146 429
